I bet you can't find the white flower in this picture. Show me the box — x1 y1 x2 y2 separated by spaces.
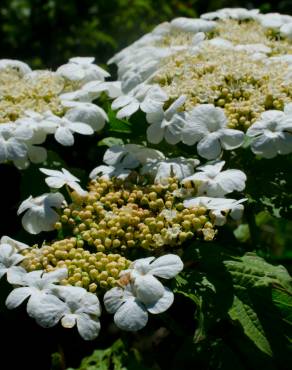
0 243 25 279
182 104 244 159
62 101 108 131
52 286 101 340
246 109 292 158
60 81 122 102
40 168 87 196
90 144 165 180
258 13 292 30
170 18 216 33
183 196 247 226
146 95 187 144
280 23 292 40
0 236 29 251
17 192 65 234
12 113 55 168
141 157 199 185
112 83 168 120
104 255 183 331
0 124 33 164
6 268 68 328
0 59 31 75
201 8 259 21
56 57 110 84
45 113 94 146
182 161 247 197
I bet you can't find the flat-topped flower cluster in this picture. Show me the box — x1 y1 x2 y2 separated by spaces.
0 57 120 168
108 8 292 159
0 141 247 340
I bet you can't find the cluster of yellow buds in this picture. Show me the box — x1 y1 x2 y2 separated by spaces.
0 67 77 123
55 177 216 252
22 237 130 292
21 177 217 292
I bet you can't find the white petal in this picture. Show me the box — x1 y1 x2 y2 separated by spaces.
148 254 184 279
27 294 66 328
6 139 27 160
146 287 174 314
134 275 165 305
117 101 140 119
112 95 133 110
69 122 94 135
114 298 148 331
251 134 278 158
6 287 32 309
103 287 125 314
76 314 101 340
197 134 222 159
61 314 76 328
0 236 29 251
55 127 74 146
216 169 247 194
42 268 68 285
147 123 164 144
68 181 88 196
45 176 66 189
219 129 245 150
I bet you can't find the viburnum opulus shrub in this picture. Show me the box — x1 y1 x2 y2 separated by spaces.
1 7 292 370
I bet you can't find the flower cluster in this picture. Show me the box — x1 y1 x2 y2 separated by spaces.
0 57 118 168
0 234 183 339
108 9 292 159
0 149 246 339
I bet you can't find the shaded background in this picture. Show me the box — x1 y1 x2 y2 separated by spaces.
0 0 291 69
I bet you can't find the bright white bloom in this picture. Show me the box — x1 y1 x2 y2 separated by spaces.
6 268 68 328
0 236 29 251
112 84 168 120
56 57 110 84
201 8 259 21
45 113 94 146
146 95 187 144
182 161 247 197
62 101 108 131
90 144 164 180
141 157 199 185
60 81 122 103
258 12 292 29
182 104 244 159
0 124 33 164
104 255 183 331
170 18 216 33
17 192 65 234
184 196 247 226
12 113 54 168
52 286 101 340
246 109 292 158
280 23 292 40
0 243 25 279
40 168 87 196
0 59 31 75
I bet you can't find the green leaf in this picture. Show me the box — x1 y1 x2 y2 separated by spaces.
233 224 250 243
107 109 133 134
97 137 124 147
224 254 292 357
67 339 151 370
229 295 272 356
